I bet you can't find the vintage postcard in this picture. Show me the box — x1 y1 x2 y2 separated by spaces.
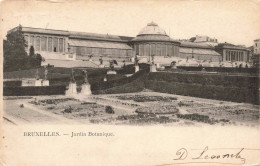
0 0 260 165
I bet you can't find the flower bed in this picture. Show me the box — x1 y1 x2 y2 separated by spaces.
116 95 177 102
135 105 179 114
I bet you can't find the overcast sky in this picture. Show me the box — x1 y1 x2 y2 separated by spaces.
1 0 260 47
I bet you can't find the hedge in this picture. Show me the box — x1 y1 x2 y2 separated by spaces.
147 72 259 88
176 66 259 74
145 80 259 105
3 81 22 87
3 86 66 96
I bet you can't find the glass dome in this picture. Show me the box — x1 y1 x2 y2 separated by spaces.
137 22 167 36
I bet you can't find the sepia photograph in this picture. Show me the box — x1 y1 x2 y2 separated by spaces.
0 0 260 165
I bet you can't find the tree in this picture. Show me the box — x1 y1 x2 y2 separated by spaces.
4 25 27 58
3 25 43 72
29 46 35 56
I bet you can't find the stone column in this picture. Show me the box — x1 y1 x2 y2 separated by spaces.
133 44 136 56
149 44 151 62
223 49 226 62
165 44 168 57
39 36 41 51
155 43 157 56
46 36 48 52
57 38 60 52
160 43 163 56
139 43 141 56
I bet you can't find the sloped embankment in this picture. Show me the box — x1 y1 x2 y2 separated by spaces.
91 69 149 94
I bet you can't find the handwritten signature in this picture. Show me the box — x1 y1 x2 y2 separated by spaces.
173 146 246 165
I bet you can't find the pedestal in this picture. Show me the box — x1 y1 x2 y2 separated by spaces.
150 64 157 72
135 65 139 73
107 70 117 75
42 80 49 86
22 79 42 87
171 64 177 69
156 63 160 68
66 83 77 96
35 79 42 86
80 83 91 95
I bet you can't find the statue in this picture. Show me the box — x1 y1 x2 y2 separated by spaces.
80 70 91 95
44 66 48 80
134 55 139 66
83 70 89 84
99 56 103 65
109 61 115 71
35 68 40 80
70 69 76 83
89 54 93 61
151 54 155 65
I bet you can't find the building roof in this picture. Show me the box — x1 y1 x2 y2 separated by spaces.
131 35 179 43
69 31 126 42
216 42 250 50
20 27 69 36
132 22 179 43
180 41 214 49
69 39 132 50
137 22 167 36
180 47 220 56
13 26 133 42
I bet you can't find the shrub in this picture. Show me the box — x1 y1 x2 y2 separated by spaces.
3 86 66 96
105 106 115 114
64 106 73 113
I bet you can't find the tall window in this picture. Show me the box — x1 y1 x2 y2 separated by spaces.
59 38 64 52
167 45 172 57
41 37 47 51
29 36 34 48
36 36 40 51
53 38 58 52
48 38 52 52
156 44 161 56
127 50 132 56
135 44 139 55
144 44 150 57
87 47 92 54
76 47 81 55
24 35 28 49
172 46 176 57
151 44 156 56
161 44 166 56
114 49 119 56
139 44 144 56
